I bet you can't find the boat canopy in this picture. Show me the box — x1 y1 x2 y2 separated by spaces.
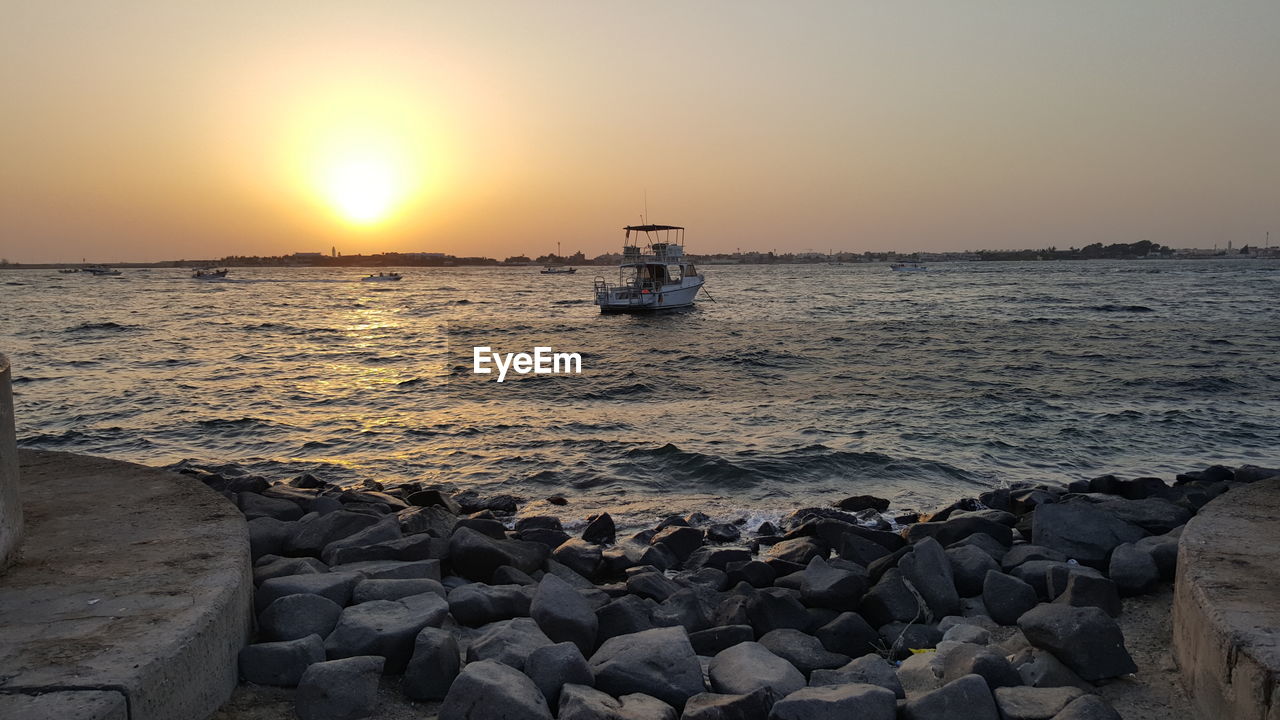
624 224 683 232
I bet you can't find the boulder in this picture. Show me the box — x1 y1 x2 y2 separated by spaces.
295 656 384 720
685 546 753 571
596 595 657 645
764 537 826 566
1052 695 1123 719
947 545 1000 596
859 568 923 627
651 588 713 633
809 655 904 698
799 557 869 610
448 526 549 582
1051 573 1122 618
1009 647 1090 690
403 627 460 701
438 659 553 720
905 516 1014 547
1107 543 1159 596
254 556 328 585
447 582 532 626
287 510 383 557
758 629 849 676
706 523 742 544
690 625 755 656
1031 503 1146 569
726 560 776 588
839 532 893 566
993 686 1085 719
526 642 594 711
557 685 676 720
708 641 805 698
239 635 325 686
1133 534 1178 579
258 593 343 641
899 538 960 619
942 623 991 645
745 588 811 636
627 570 682 603
878 622 942 660
941 643 1021 689
466 616 554 670
902 673 999 720
1017 604 1137 681
255 572 361 612
651 525 706 562
329 559 441 581
814 611 879 658
352 578 444 603
769 683 896 720
397 505 457 538
588 626 705 709
1001 545 1067 571
582 513 616 545
531 573 599 655
681 688 774 720
455 517 507 539
320 516 402 564
835 495 891 512
324 593 450 672
405 488 461 514
554 538 605 578
982 570 1039 626
950 533 1010 563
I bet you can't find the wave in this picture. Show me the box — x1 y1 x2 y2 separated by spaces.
1088 304 1154 313
64 321 141 332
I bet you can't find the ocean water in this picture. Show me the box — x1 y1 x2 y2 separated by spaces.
2 260 1278 528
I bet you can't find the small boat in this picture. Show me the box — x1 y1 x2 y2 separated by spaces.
594 224 704 312
58 268 80 274
361 272 402 282
192 268 229 280
890 262 927 272
540 266 577 274
84 265 121 276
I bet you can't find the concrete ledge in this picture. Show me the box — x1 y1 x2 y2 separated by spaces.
0 689 128 720
0 450 252 720
0 354 22 571
1173 476 1280 720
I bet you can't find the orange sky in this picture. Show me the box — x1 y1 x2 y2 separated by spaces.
2 1 1278 262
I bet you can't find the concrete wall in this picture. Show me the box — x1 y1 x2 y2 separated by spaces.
0 354 21 572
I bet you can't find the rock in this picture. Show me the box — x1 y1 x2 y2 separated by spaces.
466 617 555 670
810 655 904 698
902 673 999 720
438 659 552 720
690 625 755 656
324 593 450 672
835 495 891 512
681 688 774 720
258 593 343 641
1052 694 1123 719
554 538 605 578
941 643 1021 689
1088 496 1191 535
994 686 1085 719
397 505 457 538
1017 604 1137 681
839 532 893 566
526 642 593 710
726 560 776 588
239 492 305 521
352 578 444 603
708 641 805 697
239 635 325 686
896 649 947 697
330 559 441 581
951 533 1011 563
492 565 538 585
706 523 742 544
1051 573 1122 618
295 656 384 720
942 624 991 645
1010 647 1090 689
685 546 753 571
1133 534 1178 579
1031 502 1147 569
403 627 460 701
947 545 1001 596
1011 561 1090 599
531 573 599 655
685 567 729 591
588 626 705 709
982 571 1039 626
448 526 549 582
1107 543 1159 596
406 489 462 514
758 629 849 676
649 525 706 562
596 595 657 644
651 588 713 633
287 510 384 557
557 684 676 720
859 568 923 627
320 516 402 565
582 513 616 545
899 538 961 619
627 570 682 602
745 588 811 635
1234 464 1280 483
814 611 879 658
764 537 826 566
451 490 520 515
799 557 869 610
877 622 942 660
905 516 1014 547
1002 545 1067 571
455 517 509 539
253 556 328 585
447 582 532 626
256 572 361 612
249 517 298 560
769 683 896 720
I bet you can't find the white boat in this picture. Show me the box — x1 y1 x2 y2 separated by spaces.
540 266 577 274
594 224 704 312
361 272 402 282
84 265 121 276
193 268 229 280
890 262 926 272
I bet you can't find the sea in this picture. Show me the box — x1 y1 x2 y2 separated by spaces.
3 260 1278 529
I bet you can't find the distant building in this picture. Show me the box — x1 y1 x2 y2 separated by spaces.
293 252 323 258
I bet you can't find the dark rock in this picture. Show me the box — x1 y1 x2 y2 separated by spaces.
547 558 597 589
764 537 827 566
685 567 729 591
448 526 548 582
942 643 1021 689
516 515 563 532
330 558 441 581
866 546 911 583
1085 496 1190 535
255 572 361 612
835 495 891 512
466 616 555 670
1031 502 1147 569
1133 534 1178 579
287 510 383 557
859 568 923 627
596 595 657 645
769 683 896 720
707 523 743 544
799 557 869 610
1052 694 1124 719
657 514 691 529
288 473 325 489
406 489 461 514
526 642 593 711
352 578 444 603
838 532 892 567
947 545 1000 597
756 521 778 536
532 573 598 655
814 611 878 658
902 673 999 720
725 560 775 588
548 495 569 505
1009 647 1091 690
557 685 676 720
1011 561 1086 599
254 556 328 585
623 569 678 603
397 505 457 538
259 593 343 641
1017 604 1137 681
942 623 991 644
877 622 942 660
758 629 849 676
685 546 753 572
1052 573 1122 617
1235 464 1280 483
588 626 705 709
681 688 774 720
651 525 706 562
899 537 960 619
982 570 1039 626
651 588 713 633
708 641 805 697
492 565 538 585
239 635 325 686
1175 464 1235 485
324 593 449 672
447 582 532 625
949 533 1009 563
1011 488 1063 515
451 490 520 515
403 627 460 701
809 655 904 698
295 656 384 720
455 516 508 539
438 659 552 720
1002 545 1067 571
993 686 1085 719
238 492 305 521
1107 543 1159 596
553 538 604 579
617 539 678 572
249 517 296 560
979 488 1012 511
583 512 616 545
690 625 755 656
745 588 811 635
904 517 1014 547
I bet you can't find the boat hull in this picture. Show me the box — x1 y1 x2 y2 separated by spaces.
596 278 703 312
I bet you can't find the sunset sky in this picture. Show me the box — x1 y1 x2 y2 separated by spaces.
2 1 1277 262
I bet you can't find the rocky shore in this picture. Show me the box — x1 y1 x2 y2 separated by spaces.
180 461 1280 720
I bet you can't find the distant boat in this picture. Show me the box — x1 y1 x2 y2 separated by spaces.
594 224 704 312
361 272 402 282
84 265 121 276
193 268 229 280
540 266 577 274
58 268 80 274
890 262 926 272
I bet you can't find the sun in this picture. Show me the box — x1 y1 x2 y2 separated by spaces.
322 151 401 225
